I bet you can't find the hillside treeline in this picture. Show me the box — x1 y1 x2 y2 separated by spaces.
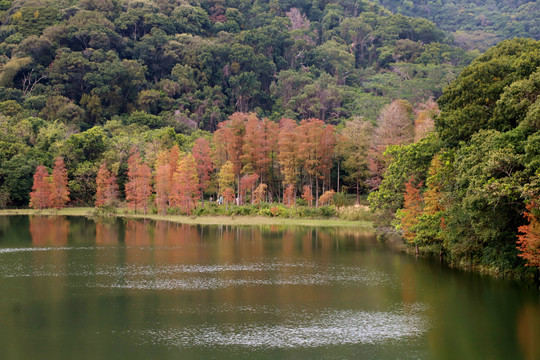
369 38 540 278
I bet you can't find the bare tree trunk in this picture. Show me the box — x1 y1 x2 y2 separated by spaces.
356 180 360 205
337 162 340 193
315 176 319 207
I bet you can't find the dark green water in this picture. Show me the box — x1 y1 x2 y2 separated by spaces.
0 216 539 360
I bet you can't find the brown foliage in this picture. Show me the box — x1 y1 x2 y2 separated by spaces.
95 162 118 207
49 157 70 209
125 151 152 213
517 199 540 267
29 164 51 209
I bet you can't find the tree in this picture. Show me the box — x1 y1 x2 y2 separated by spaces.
396 177 424 254
319 190 335 206
368 100 414 189
240 173 259 204
414 98 438 142
339 118 373 204
278 118 300 188
171 154 199 215
95 162 118 207
49 157 69 209
29 165 51 209
222 187 235 211
517 199 540 270
283 184 295 206
298 118 335 206
154 151 171 215
302 185 314 207
192 138 213 205
253 183 267 204
125 151 152 213
218 161 235 195
436 39 540 147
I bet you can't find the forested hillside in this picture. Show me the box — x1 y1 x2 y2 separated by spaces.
369 38 540 277
378 0 539 50
0 0 481 206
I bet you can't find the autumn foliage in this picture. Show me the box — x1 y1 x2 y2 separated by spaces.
95 162 118 207
29 165 51 210
49 157 70 209
517 199 540 268
171 154 199 215
125 151 152 213
398 177 424 243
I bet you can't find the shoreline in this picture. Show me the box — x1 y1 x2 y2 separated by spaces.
0 208 373 228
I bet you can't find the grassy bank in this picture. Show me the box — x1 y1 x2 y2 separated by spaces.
0 208 373 228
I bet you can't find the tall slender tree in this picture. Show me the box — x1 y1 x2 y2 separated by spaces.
95 162 118 207
171 154 200 215
154 150 171 215
49 157 70 209
192 138 213 205
125 151 152 213
29 165 51 210
517 198 540 270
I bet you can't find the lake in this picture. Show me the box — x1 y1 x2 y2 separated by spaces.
0 215 539 359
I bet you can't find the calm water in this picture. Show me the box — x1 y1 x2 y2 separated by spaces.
0 216 539 360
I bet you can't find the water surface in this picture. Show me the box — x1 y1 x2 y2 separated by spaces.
0 216 539 359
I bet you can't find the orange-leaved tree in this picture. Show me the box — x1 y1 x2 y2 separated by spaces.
397 176 424 254
240 173 259 204
154 150 171 215
302 185 314 207
253 183 267 204
125 151 152 214
49 157 69 209
30 164 51 209
517 198 540 271
171 154 199 215
95 162 118 207
222 187 235 211
278 118 300 190
192 138 213 205
283 185 295 207
318 190 335 206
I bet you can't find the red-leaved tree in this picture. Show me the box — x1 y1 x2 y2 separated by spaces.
192 138 213 205
29 165 51 209
171 154 199 215
517 199 540 269
154 151 171 215
125 151 153 214
95 162 118 207
49 157 69 209
398 177 424 254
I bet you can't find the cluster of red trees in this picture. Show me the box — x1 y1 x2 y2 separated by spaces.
29 157 70 210
30 105 433 214
89 113 337 214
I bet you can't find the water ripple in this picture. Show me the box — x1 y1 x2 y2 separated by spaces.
139 309 428 348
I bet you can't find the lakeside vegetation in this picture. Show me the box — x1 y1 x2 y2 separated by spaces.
0 207 373 228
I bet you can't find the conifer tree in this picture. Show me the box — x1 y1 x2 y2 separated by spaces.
154 151 171 215
49 157 69 209
95 162 118 207
171 154 199 215
29 165 51 210
192 138 213 205
125 151 152 214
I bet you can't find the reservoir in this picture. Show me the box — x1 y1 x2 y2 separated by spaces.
0 216 539 359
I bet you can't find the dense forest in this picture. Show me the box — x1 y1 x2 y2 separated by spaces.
370 38 540 277
0 0 538 275
378 0 539 50
0 0 485 206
